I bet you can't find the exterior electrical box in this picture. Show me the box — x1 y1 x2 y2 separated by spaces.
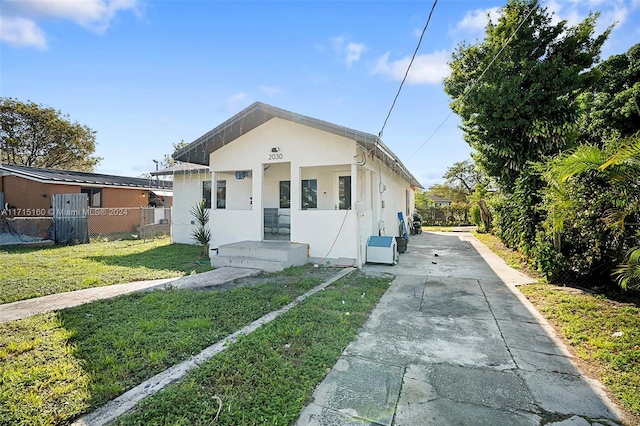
366 236 398 265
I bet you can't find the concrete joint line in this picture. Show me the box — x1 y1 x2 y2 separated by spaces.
390 366 408 425
478 279 520 369
72 267 356 426
418 276 429 312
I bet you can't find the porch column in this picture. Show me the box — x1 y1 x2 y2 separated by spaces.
290 164 300 213
252 165 262 211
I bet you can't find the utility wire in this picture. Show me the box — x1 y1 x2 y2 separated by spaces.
377 0 438 140
407 3 537 161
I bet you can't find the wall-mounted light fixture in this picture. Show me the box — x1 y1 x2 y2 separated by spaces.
271 147 280 153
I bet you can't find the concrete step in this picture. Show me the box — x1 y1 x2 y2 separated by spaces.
212 240 309 272
210 256 289 273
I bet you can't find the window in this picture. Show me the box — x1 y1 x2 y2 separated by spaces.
216 180 226 209
301 179 317 209
81 188 102 207
203 181 212 208
279 181 290 209
338 176 351 210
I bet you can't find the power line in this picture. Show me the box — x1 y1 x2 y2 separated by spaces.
377 0 438 141
407 3 537 161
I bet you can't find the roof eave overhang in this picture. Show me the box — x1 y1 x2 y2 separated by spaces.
173 102 423 189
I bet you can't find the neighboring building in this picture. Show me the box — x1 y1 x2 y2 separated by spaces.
171 102 423 267
151 162 209 245
427 195 452 207
0 164 173 235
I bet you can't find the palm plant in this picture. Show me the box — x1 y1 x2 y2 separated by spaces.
190 200 211 256
541 133 640 290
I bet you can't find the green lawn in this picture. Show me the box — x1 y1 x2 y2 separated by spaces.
115 272 390 425
422 226 453 232
474 232 640 420
0 238 211 304
0 268 390 425
520 284 640 418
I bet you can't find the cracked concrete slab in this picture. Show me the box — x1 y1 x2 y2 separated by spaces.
303 356 403 426
394 398 542 426
296 232 625 425
521 370 622 420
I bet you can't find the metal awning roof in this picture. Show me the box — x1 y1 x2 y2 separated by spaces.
151 190 173 197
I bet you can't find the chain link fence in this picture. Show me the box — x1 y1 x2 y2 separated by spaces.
0 207 171 246
0 215 53 245
87 207 171 242
420 206 471 226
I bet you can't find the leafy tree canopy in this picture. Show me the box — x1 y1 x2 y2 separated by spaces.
0 98 101 171
444 0 610 190
425 184 468 204
442 159 488 196
578 43 640 144
161 140 189 169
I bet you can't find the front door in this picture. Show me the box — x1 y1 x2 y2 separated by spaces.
263 162 291 241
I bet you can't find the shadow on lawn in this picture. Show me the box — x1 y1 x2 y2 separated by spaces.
88 244 211 274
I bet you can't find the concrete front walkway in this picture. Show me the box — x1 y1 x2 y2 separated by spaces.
0 267 259 324
296 232 626 426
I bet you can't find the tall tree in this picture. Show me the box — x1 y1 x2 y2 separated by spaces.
444 0 610 190
161 140 189 169
577 43 640 145
442 159 488 196
0 98 101 171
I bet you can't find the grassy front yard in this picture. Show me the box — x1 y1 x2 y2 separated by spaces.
0 267 390 425
0 237 211 304
474 232 640 419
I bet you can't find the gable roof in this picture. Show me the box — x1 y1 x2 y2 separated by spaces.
0 164 173 191
173 102 423 189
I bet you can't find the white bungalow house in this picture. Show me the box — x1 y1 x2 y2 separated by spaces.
171 102 423 270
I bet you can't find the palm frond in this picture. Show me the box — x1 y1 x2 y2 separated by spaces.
554 145 606 183
600 132 640 170
613 247 640 291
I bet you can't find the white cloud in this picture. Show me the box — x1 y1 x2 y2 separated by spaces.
12 0 141 32
545 0 633 30
331 35 367 68
345 42 367 68
371 50 450 85
0 16 47 49
0 0 141 49
456 7 502 32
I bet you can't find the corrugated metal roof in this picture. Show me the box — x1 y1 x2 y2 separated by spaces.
151 162 209 176
0 164 173 191
172 102 423 189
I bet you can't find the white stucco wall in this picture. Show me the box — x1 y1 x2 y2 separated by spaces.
171 172 211 245
171 116 419 267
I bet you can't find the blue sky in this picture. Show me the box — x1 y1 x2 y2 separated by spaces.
1 0 639 188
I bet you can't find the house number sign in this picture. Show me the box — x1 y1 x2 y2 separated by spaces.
268 153 283 160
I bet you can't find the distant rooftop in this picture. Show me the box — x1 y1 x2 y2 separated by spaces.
0 164 172 190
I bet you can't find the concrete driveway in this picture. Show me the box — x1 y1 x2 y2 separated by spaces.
296 232 626 426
